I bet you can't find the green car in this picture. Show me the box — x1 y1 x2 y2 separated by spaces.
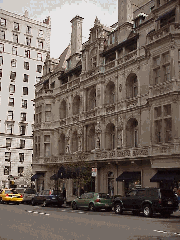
71 192 112 211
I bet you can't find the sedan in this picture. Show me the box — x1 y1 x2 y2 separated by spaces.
23 188 36 204
31 189 64 207
0 189 23 204
71 192 112 211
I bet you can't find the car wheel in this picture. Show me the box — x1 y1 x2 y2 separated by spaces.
16 202 19 205
31 199 36 206
114 203 123 214
72 202 78 210
42 200 47 207
143 204 153 217
89 203 95 211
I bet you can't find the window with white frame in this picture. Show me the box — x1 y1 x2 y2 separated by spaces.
12 46 17 55
6 138 11 148
0 18 6 26
38 30 43 38
19 125 26 135
4 166 10 175
0 30 5 39
11 59 16 67
26 26 31 34
44 135 50 157
14 22 19 31
23 87 28 95
45 104 51 122
13 33 18 43
37 65 42 73
38 40 43 49
25 49 30 58
5 152 11 161
9 84 15 93
10 71 16 80
0 82 1 91
23 74 28 82
36 77 41 83
18 167 24 176
19 153 24 162
24 61 29 70
37 53 42 61
0 56 3 66
7 111 13 120
6 123 13 134
20 139 25 148
22 99 27 109
35 136 40 157
26 37 31 46
20 112 26 121
0 43 4 52
9 97 14 107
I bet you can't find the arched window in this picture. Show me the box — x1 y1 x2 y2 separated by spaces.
88 88 96 110
73 95 80 115
108 171 114 196
88 126 95 151
105 81 115 105
72 131 78 153
59 133 65 154
126 118 138 148
60 100 66 119
126 74 138 99
105 123 115 150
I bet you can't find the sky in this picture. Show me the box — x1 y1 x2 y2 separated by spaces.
0 0 148 59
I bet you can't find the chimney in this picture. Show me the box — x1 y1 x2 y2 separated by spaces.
118 0 133 27
70 15 84 56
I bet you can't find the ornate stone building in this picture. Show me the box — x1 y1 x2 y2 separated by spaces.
33 0 180 198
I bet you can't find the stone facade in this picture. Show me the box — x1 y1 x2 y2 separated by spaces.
0 9 51 188
33 0 180 198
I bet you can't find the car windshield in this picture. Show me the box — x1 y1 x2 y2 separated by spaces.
5 190 18 194
24 189 36 194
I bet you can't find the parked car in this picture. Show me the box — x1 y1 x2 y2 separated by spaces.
31 189 64 207
14 188 26 198
113 188 179 217
0 189 23 204
71 192 112 211
23 188 36 204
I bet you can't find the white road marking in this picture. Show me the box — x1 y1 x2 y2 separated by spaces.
33 212 38 214
61 209 66 211
28 211 32 213
78 212 84 214
39 212 44 215
45 213 50 215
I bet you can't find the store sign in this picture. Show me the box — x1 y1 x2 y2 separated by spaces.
92 168 97 177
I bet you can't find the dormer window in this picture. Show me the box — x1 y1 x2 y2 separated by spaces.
156 9 175 28
134 14 147 28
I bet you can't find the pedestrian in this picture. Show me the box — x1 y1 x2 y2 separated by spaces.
63 188 66 201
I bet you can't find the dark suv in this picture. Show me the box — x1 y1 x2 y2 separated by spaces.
31 190 64 207
113 188 178 217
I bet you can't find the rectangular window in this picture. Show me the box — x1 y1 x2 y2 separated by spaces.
23 74 28 82
11 59 16 67
19 153 24 162
0 31 5 39
6 124 13 134
0 18 6 26
164 65 170 81
163 52 170 63
12 46 17 55
0 82 1 91
7 111 13 120
23 87 28 95
44 135 50 142
20 125 26 135
26 37 31 46
164 118 172 143
154 106 162 118
44 143 50 157
22 99 27 109
14 22 19 31
6 138 11 148
154 68 160 85
164 104 171 116
36 77 41 83
26 26 31 34
38 40 43 49
45 104 51 122
5 152 11 161
4 166 10 175
9 84 15 93
10 71 16 80
20 139 25 148
25 50 30 58
24 62 29 70
154 56 160 66
37 53 42 61
155 119 162 143
39 30 43 38
18 167 24 176
0 43 4 52
21 112 26 121
0 69 2 78
37 65 42 73
9 98 14 107
0 56 3 65
13 33 18 43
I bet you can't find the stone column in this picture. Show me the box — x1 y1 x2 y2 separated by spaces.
78 126 83 152
117 116 123 148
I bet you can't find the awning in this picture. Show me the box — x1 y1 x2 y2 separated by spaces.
116 171 141 182
156 9 175 21
150 171 180 182
50 173 58 180
31 173 43 181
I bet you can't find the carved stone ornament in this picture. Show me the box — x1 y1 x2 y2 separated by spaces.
78 126 83 136
119 84 122 92
95 121 102 133
172 95 178 103
118 116 123 130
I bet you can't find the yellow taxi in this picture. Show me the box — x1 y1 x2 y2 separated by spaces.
0 189 23 204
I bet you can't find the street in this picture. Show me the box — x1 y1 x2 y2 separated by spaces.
0 204 180 239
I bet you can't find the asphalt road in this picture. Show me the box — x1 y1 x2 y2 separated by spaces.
0 203 180 240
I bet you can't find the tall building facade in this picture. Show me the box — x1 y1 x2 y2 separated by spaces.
0 9 51 188
33 0 180 198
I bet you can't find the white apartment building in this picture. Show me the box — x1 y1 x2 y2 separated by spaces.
0 9 51 188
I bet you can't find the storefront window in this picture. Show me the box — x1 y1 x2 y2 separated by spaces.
108 171 114 196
